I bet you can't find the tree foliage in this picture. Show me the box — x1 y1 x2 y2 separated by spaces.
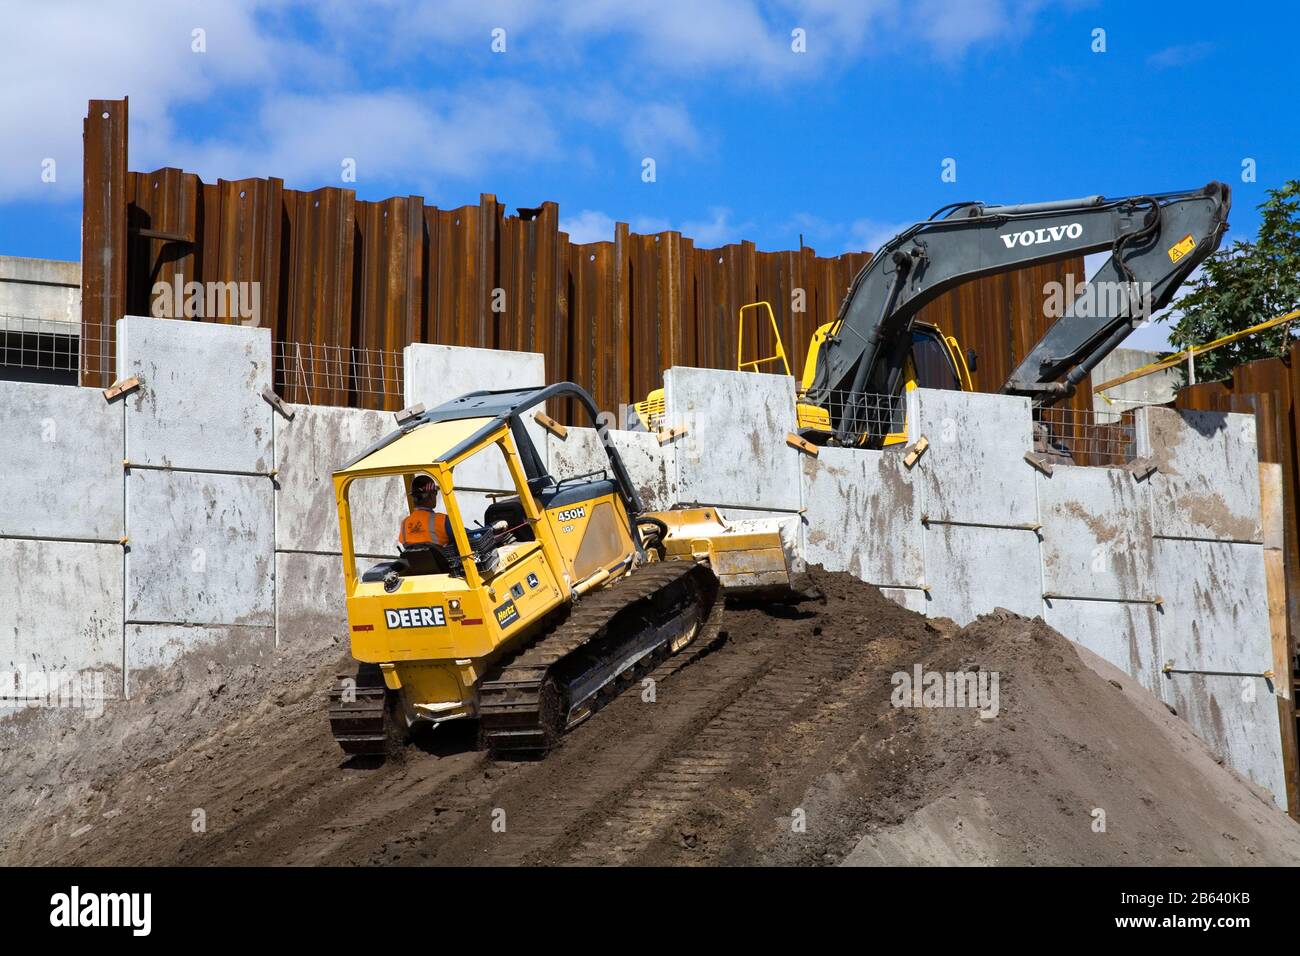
1161 180 1300 382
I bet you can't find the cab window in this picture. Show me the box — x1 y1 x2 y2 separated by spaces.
910 330 961 390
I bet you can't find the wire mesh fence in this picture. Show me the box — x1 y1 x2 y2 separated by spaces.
272 340 404 411
0 313 81 381
1033 404 1137 467
0 316 1147 461
805 389 908 447
0 317 407 411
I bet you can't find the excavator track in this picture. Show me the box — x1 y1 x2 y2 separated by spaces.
479 561 720 757
328 663 398 756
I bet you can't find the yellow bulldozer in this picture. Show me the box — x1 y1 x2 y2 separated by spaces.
327 382 797 758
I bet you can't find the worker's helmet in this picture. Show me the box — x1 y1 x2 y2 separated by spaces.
412 474 436 503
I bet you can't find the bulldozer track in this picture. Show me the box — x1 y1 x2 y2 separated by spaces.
327 663 392 756
394 602 861 867
478 560 718 756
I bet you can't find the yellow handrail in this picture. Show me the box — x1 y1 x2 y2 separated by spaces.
1091 308 1300 395
736 301 791 376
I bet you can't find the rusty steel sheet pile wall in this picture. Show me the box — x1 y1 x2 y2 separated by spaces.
81 98 1084 422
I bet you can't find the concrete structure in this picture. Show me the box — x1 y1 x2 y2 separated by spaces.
0 256 80 387
1091 346 1181 423
0 256 80 328
0 327 1288 809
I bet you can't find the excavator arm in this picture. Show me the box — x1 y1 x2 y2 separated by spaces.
806 182 1231 443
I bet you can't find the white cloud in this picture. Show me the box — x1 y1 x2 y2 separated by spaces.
0 0 1071 209
170 85 558 194
680 207 753 247
561 209 617 244
785 212 913 254
621 103 700 158
322 0 1053 75
0 0 311 202
561 206 751 246
1147 42 1214 70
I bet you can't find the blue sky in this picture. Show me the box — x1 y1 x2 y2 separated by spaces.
1 0 1294 348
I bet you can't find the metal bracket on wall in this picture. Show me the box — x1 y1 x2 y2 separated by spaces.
921 514 1043 538
261 387 294 420
395 403 425 426
1163 660 1275 681
534 411 567 440
1126 456 1158 481
102 376 140 402
903 436 929 469
1023 451 1053 476
657 424 689 446
785 432 819 457
1043 592 1163 606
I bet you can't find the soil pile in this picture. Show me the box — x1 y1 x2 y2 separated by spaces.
3 567 1297 866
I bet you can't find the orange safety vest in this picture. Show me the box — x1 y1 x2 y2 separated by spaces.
399 507 452 547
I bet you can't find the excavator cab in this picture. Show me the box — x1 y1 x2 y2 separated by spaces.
795 319 973 446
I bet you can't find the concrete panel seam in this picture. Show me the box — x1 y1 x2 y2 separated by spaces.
125 619 272 629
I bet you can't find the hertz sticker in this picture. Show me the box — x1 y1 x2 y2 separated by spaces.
494 599 520 629
1168 234 1196 264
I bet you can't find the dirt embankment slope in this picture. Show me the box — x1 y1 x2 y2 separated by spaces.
3 567 1297 866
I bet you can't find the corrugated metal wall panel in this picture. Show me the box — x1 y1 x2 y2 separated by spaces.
81 98 1083 421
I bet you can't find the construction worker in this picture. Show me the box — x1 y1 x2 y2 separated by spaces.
399 475 453 549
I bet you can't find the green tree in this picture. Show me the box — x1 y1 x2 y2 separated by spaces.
1161 180 1300 382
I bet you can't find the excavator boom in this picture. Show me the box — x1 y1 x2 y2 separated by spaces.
806 182 1231 442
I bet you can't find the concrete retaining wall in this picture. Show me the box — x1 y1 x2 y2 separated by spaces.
1 338 1289 808
555 367 1291 807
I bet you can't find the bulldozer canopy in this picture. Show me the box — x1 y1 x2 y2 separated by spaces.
335 416 496 477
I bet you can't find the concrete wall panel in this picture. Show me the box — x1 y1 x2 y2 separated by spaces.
663 367 801 512
1044 599 1161 692
116 316 273 473
549 426 677 511
909 388 1037 528
1038 466 1153 600
274 403 406 555
1163 671 1287 809
275 551 349 652
923 524 1041 624
1138 406 1262 543
801 447 921 588
0 381 123 539
1150 535 1285 805
0 539 122 676
880 587 928 614
126 624 274 683
125 470 274 627
1153 538 1272 674
403 342 547 490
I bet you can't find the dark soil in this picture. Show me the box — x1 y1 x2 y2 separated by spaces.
3 566 1297 866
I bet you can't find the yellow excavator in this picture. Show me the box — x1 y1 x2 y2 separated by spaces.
327 382 797 758
632 300 973 445
635 182 1233 449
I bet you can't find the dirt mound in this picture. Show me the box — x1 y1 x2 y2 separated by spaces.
2 566 1297 866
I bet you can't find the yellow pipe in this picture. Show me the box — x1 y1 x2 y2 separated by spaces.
1091 308 1300 395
